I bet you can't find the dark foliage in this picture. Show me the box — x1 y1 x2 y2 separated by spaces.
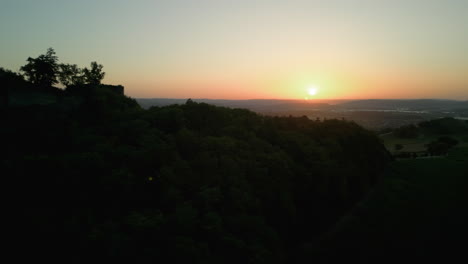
394 144 404 151
426 136 459 156
394 124 419 138
18 48 106 90
58 63 85 87
20 48 59 88
1 67 26 105
4 52 390 262
420 117 468 134
5 87 390 263
83 61 105 85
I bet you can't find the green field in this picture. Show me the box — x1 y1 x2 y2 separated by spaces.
381 131 468 154
381 133 436 153
312 146 468 263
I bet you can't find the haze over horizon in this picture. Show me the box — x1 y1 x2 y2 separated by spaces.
1 0 467 100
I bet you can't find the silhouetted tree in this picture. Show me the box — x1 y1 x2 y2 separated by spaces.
394 144 404 151
426 141 450 156
426 136 459 156
394 124 419 138
83 61 105 85
419 117 468 134
58 63 84 87
437 136 459 147
0 67 26 106
20 48 59 87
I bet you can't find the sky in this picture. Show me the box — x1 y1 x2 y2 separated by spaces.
1 0 467 99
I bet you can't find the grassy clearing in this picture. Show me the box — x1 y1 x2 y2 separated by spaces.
381 133 435 152
381 131 468 154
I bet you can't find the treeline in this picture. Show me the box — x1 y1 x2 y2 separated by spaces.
393 117 468 139
392 117 467 158
419 117 468 134
19 48 105 88
2 50 390 263
1 48 106 107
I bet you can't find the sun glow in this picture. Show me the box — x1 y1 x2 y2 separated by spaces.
307 85 319 96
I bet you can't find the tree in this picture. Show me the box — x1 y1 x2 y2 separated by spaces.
20 48 59 87
1 67 26 106
426 136 458 156
437 136 459 147
394 144 404 151
394 124 419 138
83 61 105 85
58 64 85 87
426 141 450 156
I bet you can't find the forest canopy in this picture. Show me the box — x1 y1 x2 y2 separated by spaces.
2 50 391 263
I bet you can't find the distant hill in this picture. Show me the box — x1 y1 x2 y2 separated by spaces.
137 98 348 112
336 99 468 111
137 98 468 113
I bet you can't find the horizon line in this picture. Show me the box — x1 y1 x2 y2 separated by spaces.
135 97 468 101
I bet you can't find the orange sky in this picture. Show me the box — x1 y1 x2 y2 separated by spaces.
2 1 467 100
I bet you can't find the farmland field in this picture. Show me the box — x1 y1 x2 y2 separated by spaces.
381 130 468 154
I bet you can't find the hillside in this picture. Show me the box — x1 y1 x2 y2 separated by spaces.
337 99 468 111
3 79 391 263
137 98 468 131
313 146 468 263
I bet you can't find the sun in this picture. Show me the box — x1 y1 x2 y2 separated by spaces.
307 85 319 96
